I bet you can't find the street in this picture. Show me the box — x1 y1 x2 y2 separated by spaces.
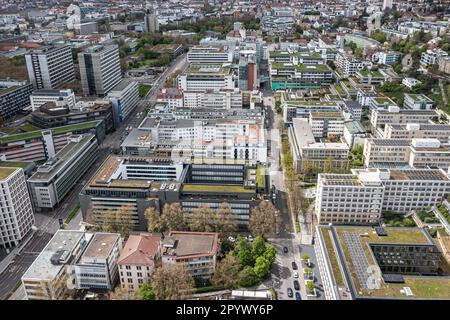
0 53 190 300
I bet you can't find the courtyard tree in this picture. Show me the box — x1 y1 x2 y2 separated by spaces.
249 201 282 238
151 264 195 300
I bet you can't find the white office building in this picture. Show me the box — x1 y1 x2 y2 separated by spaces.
177 64 235 91
0 167 35 249
108 80 140 126
187 46 233 64
30 89 76 111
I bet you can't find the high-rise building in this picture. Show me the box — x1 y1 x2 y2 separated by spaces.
25 45 75 90
383 0 393 10
0 167 35 249
78 44 122 97
0 80 33 121
144 10 159 33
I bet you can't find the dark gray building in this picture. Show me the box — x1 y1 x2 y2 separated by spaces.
0 80 33 121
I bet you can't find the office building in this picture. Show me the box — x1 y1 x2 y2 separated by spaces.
282 100 341 124
370 107 437 132
316 168 450 225
108 80 139 127
177 64 235 91
27 134 99 210
78 44 122 97
187 46 233 64
118 233 161 291
288 118 349 173
30 100 114 133
0 80 33 120
309 111 345 139
403 94 435 110
25 45 75 90
270 62 333 91
315 225 449 300
383 123 450 143
161 231 219 279
183 89 242 109
0 167 35 249
74 233 122 290
156 88 183 109
30 89 76 111
343 121 367 148
144 10 159 33
0 121 105 162
22 230 87 300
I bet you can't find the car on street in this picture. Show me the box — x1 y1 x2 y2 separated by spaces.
292 261 298 270
287 288 293 298
293 280 300 291
295 292 301 300
293 272 299 279
283 246 288 253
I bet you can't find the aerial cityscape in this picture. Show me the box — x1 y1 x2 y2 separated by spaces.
0 0 450 304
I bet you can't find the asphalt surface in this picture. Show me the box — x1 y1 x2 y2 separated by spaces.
0 53 189 300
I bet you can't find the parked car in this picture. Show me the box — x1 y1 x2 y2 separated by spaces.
228 236 236 243
293 280 300 290
293 272 299 279
292 261 298 270
283 246 288 253
295 292 301 300
287 288 293 298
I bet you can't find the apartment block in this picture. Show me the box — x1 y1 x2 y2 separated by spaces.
0 80 33 120
27 134 99 210
78 44 122 97
118 233 161 291
74 232 122 290
0 167 35 249
161 231 219 279
335 51 364 76
25 45 75 89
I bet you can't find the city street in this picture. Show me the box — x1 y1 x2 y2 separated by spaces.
0 53 189 300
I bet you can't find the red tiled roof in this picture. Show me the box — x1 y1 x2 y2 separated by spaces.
117 233 161 266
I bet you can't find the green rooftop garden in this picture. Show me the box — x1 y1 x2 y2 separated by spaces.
358 69 384 78
374 96 395 105
256 165 265 189
182 184 255 193
0 161 31 169
295 64 331 72
0 167 16 180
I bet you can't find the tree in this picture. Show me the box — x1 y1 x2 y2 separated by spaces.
211 254 241 288
355 47 363 59
253 256 271 280
251 236 266 259
306 280 315 292
189 205 215 232
162 203 188 231
249 201 282 238
137 283 155 300
151 264 195 300
238 266 259 287
145 207 165 233
110 286 138 300
323 156 334 173
215 202 238 238
302 254 310 261
263 244 276 265
101 205 134 239
234 236 254 267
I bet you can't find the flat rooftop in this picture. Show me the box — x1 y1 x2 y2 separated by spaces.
162 231 219 259
22 230 87 281
81 233 119 260
388 169 449 181
317 226 450 300
0 167 16 180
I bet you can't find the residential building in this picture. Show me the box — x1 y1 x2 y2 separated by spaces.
118 233 161 291
403 94 434 110
372 51 401 66
335 51 364 76
78 44 122 97
161 231 219 279
74 233 122 290
22 230 87 300
0 80 33 120
355 69 386 85
25 45 75 90
108 80 139 127
438 56 450 75
315 225 449 300
0 167 34 249
420 49 448 67
144 10 159 33
402 77 422 89
27 134 99 210
30 89 76 111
